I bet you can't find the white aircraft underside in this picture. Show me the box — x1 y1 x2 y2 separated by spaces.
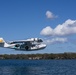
0 38 46 51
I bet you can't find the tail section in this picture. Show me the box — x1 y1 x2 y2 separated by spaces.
0 38 5 47
0 38 5 43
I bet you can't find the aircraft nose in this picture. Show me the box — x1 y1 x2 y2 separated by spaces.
43 44 47 48
41 44 46 49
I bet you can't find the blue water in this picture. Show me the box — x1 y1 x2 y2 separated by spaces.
0 60 76 75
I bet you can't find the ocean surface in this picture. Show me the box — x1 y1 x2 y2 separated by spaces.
0 60 76 75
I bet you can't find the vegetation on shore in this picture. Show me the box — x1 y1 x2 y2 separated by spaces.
0 53 76 60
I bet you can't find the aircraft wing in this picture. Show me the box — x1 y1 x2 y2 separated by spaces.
9 40 32 44
9 38 43 44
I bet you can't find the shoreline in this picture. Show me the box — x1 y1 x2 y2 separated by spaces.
0 52 76 60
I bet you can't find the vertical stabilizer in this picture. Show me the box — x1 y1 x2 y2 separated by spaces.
0 38 5 43
0 38 5 47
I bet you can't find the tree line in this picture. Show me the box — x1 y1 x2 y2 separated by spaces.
0 53 76 59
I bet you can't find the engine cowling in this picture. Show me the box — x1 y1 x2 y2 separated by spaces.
35 38 43 42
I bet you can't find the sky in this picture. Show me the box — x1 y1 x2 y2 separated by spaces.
0 0 76 54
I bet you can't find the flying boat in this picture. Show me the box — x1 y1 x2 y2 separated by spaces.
0 38 46 51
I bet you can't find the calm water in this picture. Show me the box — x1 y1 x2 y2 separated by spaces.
0 60 76 75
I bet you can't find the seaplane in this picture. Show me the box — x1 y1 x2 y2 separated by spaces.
0 38 46 51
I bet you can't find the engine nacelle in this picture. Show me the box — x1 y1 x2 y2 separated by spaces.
30 38 35 41
35 38 43 42
29 38 43 42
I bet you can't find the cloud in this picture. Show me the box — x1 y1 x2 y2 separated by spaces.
40 26 53 36
44 37 67 45
40 19 76 36
46 11 57 19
